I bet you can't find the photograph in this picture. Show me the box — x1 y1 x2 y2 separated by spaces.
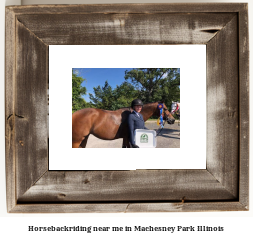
72 68 180 148
3 2 249 218
49 44 205 170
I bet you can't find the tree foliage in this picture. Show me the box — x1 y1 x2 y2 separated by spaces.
88 81 138 110
73 68 180 112
124 68 180 110
88 81 114 110
72 70 87 113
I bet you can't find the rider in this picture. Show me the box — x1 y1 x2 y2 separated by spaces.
128 99 148 148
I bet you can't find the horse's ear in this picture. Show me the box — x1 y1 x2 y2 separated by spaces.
158 100 164 104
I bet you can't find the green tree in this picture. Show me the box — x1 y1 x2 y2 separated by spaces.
158 69 180 109
89 80 114 110
124 68 180 110
89 81 138 110
72 70 87 113
112 82 138 109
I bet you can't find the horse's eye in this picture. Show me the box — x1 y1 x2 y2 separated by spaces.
164 108 167 111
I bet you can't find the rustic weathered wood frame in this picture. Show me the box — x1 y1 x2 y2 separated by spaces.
5 4 249 213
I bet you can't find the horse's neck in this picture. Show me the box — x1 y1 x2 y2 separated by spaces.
141 103 157 121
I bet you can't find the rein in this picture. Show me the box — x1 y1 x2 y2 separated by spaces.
155 105 168 137
155 119 166 137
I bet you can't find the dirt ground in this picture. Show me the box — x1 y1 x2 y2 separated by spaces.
86 121 180 148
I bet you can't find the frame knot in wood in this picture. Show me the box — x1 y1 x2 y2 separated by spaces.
84 179 90 184
19 140 24 146
57 193 66 199
181 196 186 203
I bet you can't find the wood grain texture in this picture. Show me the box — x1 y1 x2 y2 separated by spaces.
16 13 235 45
5 7 17 212
5 3 249 213
238 4 249 208
125 202 248 213
10 202 247 213
15 20 48 200
206 16 239 198
18 170 236 202
7 3 247 15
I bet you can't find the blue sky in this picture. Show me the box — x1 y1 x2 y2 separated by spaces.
73 68 133 102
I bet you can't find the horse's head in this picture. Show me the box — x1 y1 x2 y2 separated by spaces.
156 102 175 124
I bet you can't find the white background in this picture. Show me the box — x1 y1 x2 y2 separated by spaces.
1 0 252 237
49 45 206 170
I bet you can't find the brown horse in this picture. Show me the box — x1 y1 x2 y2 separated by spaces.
72 101 175 148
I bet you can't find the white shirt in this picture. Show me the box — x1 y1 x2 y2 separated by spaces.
133 110 140 117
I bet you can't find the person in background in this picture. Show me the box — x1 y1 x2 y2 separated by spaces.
128 99 148 148
172 102 180 120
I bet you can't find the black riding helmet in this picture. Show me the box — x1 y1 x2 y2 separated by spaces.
131 99 143 108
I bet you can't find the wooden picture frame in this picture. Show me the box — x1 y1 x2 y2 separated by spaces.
5 3 249 213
